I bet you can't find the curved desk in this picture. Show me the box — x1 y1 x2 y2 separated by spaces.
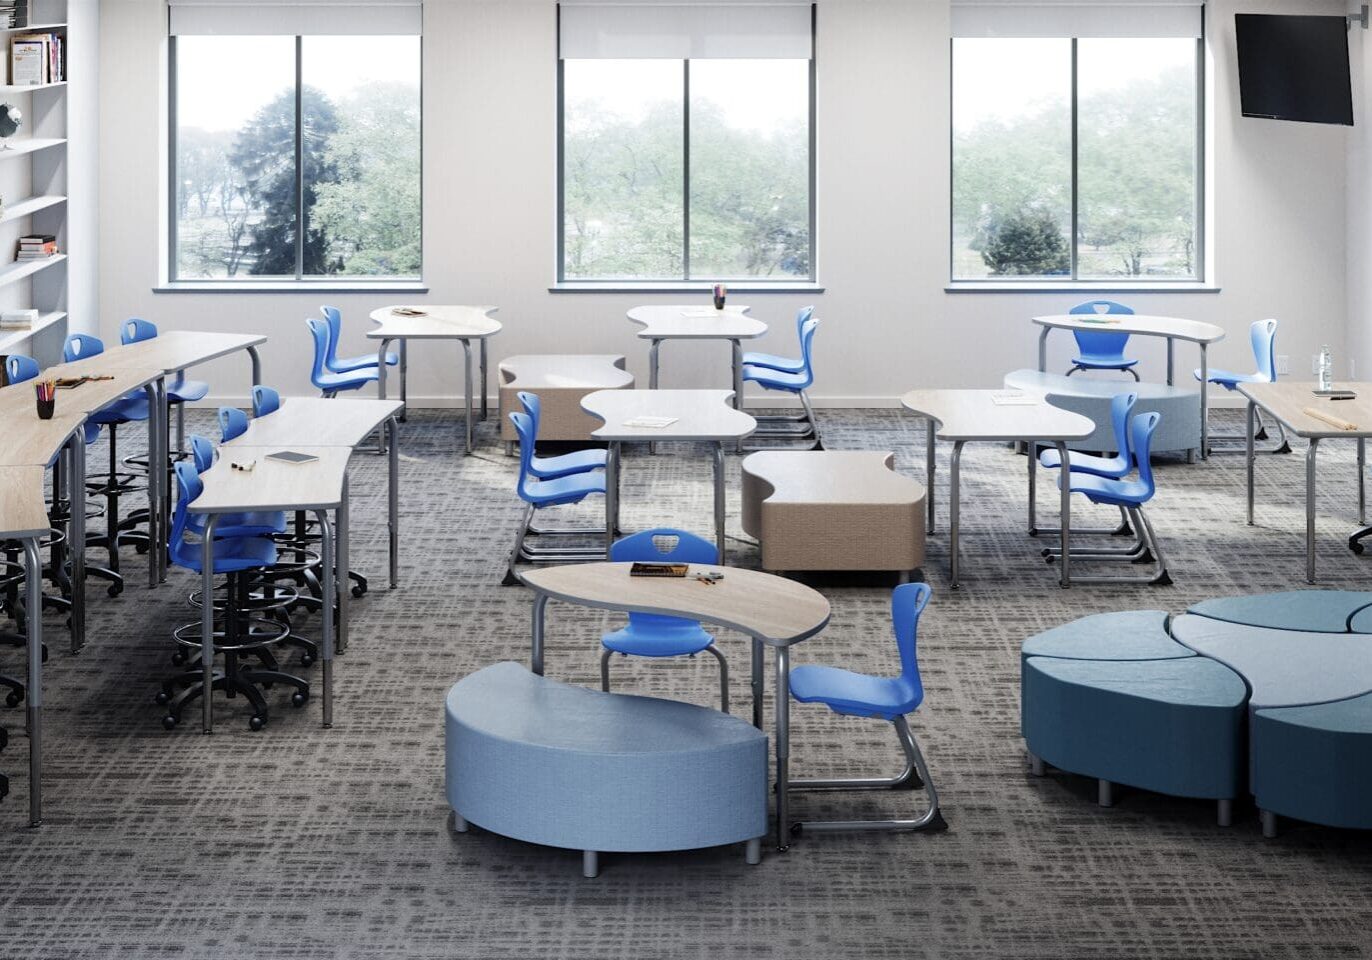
900 389 1094 588
369 305 501 454
627 305 764 410
519 561 831 851
1033 313 1224 457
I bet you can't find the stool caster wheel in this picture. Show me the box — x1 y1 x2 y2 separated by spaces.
1351 540 1365 556
5 690 22 708
107 583 123 598
1045 555 1058 566
135 543 149 556
789 822 803 837
291 691 308 708
171 651 187 666
300 653 315 667
0 726 8 751
351 584 366 599
249 715 267 731
155 691 170 705
162 715 178 731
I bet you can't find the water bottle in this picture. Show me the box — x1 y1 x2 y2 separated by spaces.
1319 345 1333 391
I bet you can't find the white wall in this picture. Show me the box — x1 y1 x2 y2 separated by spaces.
97 0 1351 405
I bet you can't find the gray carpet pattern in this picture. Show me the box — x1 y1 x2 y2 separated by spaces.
2 407 1371 959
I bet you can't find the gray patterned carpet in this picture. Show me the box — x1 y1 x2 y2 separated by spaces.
2 407 1371 959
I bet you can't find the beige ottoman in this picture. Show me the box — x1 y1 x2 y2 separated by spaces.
741 451 926 579
499 355 635 447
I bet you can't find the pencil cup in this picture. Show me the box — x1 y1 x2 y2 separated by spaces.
35 385 53 420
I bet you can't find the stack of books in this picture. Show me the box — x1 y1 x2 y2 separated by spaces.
16 234 57 260
0 308 37 330
0 2 27 30
11 30 62 86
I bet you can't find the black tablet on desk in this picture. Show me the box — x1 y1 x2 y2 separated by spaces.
266 450 319 465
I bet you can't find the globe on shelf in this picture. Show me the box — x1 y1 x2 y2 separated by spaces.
0 103 23 150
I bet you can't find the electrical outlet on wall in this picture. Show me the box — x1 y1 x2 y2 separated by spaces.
1277 355 1290 376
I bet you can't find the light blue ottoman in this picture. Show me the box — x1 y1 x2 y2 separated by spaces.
1251 693 1372 836
1020 610 1192 662
1188 590 1372 634
445 662 768 877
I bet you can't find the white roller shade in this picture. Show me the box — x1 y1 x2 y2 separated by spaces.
559 3 813 59
953 1 1204 39
168 0 422 36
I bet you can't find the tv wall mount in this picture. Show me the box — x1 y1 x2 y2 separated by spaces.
1352 4 1368 30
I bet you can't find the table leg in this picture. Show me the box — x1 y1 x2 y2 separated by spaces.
462 339 474 455
713 442 726 563
1246 400 1256 525
388 417 400 589
23 537 42 827
751 639 764 731
69 432 86 654
1360 438 1367 527
1306 438 1320 584
400 339 409 423
648 340 661 455
315 509 335 728
926 419 936 535
1027 440 1038 536
161 379 172 583
146 380 164 588
336 475 350 655
731 339 743 411
480 338 489 421
605 441 620 555
247 345 262 387
201 515 218 734
774 644 791 852
949 441 964 588
1056 441 1071 588
377 338 392 400
1166 337 1175 386
1037 327 1049 373
531 593 549 676
1199 343 1209 459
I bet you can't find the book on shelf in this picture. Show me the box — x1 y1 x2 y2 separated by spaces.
10 30 62 86
16 233 57 260
0 307 37 329
0 2 29 31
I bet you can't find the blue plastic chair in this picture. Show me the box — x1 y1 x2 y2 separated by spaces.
787 582 945 834
251 386 281 418
741 317 821 449
306 317 380 397
1039 392 1137 480
320 305 397 374
218 407 248 443
1067 300 1139 380
742 306 815 374
185 435 285 539
63 334 151 423
4 354 98 458
1193 319 1288 453
120 318 211 405
504 409 607 585
1051 412 1172 585
517 391 607 480
599 528 729 713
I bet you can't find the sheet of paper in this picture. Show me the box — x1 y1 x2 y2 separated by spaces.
680 308 728 318
990 391 1039 406
622 416 679 429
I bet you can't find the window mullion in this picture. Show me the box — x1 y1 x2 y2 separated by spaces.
295 36 305 281
1069 37 1079 282
682 58 691 282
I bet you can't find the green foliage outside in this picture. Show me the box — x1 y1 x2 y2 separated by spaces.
980 209 1070 276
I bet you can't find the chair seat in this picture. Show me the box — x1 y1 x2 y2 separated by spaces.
90 395 151 425
742 364 807 392
332 351 399 374
1060 471 1151 508
740 350 804 374
168 378 210 403
188 510 287 540
531 448 607 481
521 471 606 507
171 535 278 574
1073 354 1139 370
1038 446 1130 479
790 664 922 720
316 367 380 393
602 620 715 658
1195 367 1262 391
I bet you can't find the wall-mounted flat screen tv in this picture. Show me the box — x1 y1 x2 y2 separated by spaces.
1236 13 1354 125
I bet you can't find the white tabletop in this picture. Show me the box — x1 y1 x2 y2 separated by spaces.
224 397 404 449
583 389 757 442
100 331 267 373
900 389 1095 443
189 446 352 514
367 305 501 340
627 305 766 340
520 561 830 646
1033 314 1225 345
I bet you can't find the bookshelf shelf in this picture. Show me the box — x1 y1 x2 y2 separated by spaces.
0 308 65 353
0 194 64 224
0 22 64 35
0 137 65 161
0 80 64 93
0 251 65 290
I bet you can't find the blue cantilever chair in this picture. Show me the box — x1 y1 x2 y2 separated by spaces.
787 582 945 835
320 305 398 374
600 529 729 712
306 317 380 397
1037 392 1138 539
1194 319 1289 454
1067 300 1138 380
1045 412 1171 585
741 317 821 450
517 392 607 480
742 306 815 374
504 409 607 585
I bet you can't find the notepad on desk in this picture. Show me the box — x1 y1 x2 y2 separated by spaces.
622 416 678 429
990 391 1039 406
680 308 728 318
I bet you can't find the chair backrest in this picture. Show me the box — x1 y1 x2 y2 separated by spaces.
218 406 248 443
305 317 332 388
252 385 281 417
509 410 538 498
609 528 718 632
891 581 933 697
794 318 819 389
120 318 158 345
320 305 344 369
794 305 815 343
188 434 215 472
5 354 39 384
1129 411 1161 497
1068 300 1133 359
518 391 542 438
168 460 204 570
1108 391 1138 459
1251 319 1279 383
63 333 104 362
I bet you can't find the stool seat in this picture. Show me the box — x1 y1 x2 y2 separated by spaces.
188 511 287 541
171 535 277 575
168 377 210 403
91 395 150 424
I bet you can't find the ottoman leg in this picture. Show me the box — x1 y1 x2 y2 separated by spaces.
583 850 599 879
1098 779 1114 808
1028 752 1045 777
746 837 761 865
451 811 469 834
1217 799 1233 828
1261 809 1278 839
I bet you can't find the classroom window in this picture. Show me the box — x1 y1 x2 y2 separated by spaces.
169 35 422 282
951 37 1201 282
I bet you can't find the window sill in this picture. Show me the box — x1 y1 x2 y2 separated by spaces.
550 281 825 294
945 281 1220 294
154 281 430 294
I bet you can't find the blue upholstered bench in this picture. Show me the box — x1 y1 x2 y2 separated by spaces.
1252 693 1372 835
445 662 768 877
1188 590 1372 634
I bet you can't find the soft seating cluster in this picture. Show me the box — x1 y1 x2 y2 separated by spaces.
1021 591 1372 836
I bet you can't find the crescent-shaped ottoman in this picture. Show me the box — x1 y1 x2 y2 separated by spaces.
498 355 635 449
445 662 768 877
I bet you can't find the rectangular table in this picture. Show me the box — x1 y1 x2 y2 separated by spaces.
1239 381 1372 583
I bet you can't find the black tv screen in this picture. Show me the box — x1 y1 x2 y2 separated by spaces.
1236 13 1354 125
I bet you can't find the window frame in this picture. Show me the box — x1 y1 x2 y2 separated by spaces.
555 19 818 287
165 34 425 287
948 34 1206 288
